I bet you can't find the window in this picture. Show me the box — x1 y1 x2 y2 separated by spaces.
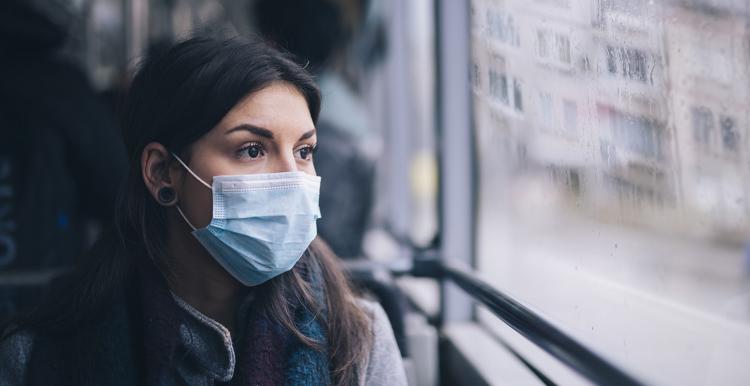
536 0 571 8
488 55 509 104
606 46 653 83
470 0 750 385
486 9 520 46
597 0 649 18
537 30 550 58
537 29 571 66
720 116 738 152
489 69 509 104
487 54 524 112
538 92 554 128
691 106 714 149
471 63 481 89
513 79 523 112
609 109 662 159
690 107 740 155
555 34 571 64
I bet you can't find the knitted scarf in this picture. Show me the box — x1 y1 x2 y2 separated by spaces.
140 254 331 386
26 254 331 386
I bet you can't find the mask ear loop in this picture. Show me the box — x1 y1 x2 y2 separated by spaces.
170 152 212 189
170 152 211 231
175 206 198 231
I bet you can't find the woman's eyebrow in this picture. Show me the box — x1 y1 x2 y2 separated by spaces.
299 129 316 141
226 124 274 139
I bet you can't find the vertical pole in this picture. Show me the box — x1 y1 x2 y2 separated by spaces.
436 0 474 323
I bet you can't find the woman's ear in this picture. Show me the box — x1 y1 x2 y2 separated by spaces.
141 142 181 206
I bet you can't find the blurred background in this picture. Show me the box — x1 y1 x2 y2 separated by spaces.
1 0 749 385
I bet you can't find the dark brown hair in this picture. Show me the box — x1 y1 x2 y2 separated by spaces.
5 35 372 385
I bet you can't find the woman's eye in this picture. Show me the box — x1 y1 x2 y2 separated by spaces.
239 143 265 159
296 145 316 161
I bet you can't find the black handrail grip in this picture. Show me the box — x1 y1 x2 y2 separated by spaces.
440 258 646 386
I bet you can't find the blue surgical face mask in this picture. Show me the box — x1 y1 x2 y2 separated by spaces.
171 153 321 286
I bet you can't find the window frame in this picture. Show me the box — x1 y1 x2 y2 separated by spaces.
437 0 476 323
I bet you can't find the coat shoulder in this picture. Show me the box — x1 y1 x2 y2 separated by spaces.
356 298 409 386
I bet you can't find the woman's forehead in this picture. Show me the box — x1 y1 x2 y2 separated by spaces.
217 83 315 139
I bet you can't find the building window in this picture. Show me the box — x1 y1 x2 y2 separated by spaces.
538 30 550 58
597 0 648 19
513 79 523 112
535 0 572 8
720 115 738 152
537 30 572 66
606 46 618 73
539 92 554 128
610 110 662 159
606 45 652 83
556 34 571 64
472 63 481 89
691 106 713 149
486 10 520 47
489 55 509 105
489 70 509 104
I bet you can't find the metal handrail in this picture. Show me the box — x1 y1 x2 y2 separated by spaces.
364 227 645 385
438 258 645 386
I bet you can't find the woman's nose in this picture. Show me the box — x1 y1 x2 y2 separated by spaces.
269 152 297 173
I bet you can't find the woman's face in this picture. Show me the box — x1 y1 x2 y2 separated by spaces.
151 81 318 229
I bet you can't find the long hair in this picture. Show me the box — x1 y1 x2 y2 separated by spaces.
4 36 372 385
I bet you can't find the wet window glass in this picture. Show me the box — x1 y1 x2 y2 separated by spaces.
470 0 750 384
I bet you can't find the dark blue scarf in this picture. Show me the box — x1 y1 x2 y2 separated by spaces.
219 255 331 385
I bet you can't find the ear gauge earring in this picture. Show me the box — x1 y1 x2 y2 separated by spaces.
157 187 177 206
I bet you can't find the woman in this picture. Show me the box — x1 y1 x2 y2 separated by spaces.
0 36 407 386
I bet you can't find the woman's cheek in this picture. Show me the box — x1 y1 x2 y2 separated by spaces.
185 183 214 228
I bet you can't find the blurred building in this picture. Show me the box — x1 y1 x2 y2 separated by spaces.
470 0 749 242
664 0 750 239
